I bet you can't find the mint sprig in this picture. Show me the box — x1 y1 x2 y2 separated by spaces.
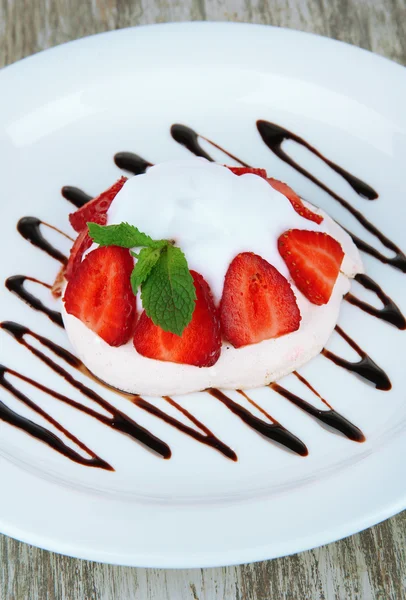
88 222 165 249
88 221 197 336
141 245 196 337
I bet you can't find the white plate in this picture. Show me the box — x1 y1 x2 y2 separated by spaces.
0 22 405 568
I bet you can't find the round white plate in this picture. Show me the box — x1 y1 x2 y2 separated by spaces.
0 23 405 568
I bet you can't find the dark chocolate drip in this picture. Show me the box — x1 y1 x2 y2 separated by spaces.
257 120 377 199
0 322 171 459
207 388 308 456
136 396 237 461
270 382 365 442
256 120 406 273
322 325 391 391
0 366 111 470
114 152 152 175
5 276 63 327
17 217 68 265
292 371 333 409
170 124 215 161
170 123 250 166
345 274 406 330
61 186 92 208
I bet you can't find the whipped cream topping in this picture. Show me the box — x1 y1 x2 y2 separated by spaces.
106 159 362 302
63 159 363 396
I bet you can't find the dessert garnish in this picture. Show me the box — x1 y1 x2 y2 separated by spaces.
88 221 196 336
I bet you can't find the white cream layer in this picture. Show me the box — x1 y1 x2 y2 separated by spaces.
63 160 363 396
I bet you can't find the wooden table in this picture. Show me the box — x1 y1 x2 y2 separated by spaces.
0 1 405 598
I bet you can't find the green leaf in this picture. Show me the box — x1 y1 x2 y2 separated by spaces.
141 245 197 336
130 247 163 295
88 222 165 249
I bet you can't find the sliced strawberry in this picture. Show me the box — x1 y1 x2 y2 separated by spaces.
220 252 301 348
278 229 344 305
226 166 323 225
65 229 93 280
267 178 323 224
134 271 221 367
69 177 127 233
64 246 136 346
227 166 268 178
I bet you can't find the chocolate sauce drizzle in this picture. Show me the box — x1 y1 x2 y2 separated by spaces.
5 276 64 327
170 124 250 166
322 325 391 391
256 120 406 273
346 274 406 330
270 380 365 442
135 396 237 461
61 186 92 208
208 388 308 456
114 152 152 175
0 365 112 470
0 322 171 460
17 217 68 265
3 121 402 468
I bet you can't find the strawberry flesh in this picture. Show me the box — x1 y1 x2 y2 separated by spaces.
267 178 323 225
65 229 93 280
64 246 136 346
220 252 301 348
278 229 344 305
227 166 268 178
69 177 127 233
133 271 221 367
225 166 323 225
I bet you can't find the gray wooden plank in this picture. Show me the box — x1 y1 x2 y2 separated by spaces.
0 0 405 599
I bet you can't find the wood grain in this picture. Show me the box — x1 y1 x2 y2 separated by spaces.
0 0 405 598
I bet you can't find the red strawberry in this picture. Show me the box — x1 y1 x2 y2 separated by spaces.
134 271 221 367
227 166 268 178
226 166 323 225
69 177 127 233
278 229 344 305
267 178 323 224
65 229 93 280
220 252 301 348
64 246 136 346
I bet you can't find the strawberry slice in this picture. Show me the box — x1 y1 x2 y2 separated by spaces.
64 246 136 346
65 229 92 280
278 229 344 305
134 271 221 367
220 252 301 348
69 177 127 233
227 166 268 178
267 178 323 224
226 166 323 225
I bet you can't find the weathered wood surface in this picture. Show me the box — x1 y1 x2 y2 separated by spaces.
0 0 405 598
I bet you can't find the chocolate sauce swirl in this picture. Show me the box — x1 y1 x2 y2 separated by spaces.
0 322 171 459
136 396 237 461
61 186 92 208
270 381 365 442
17 217 68 265
0 365 111 470
114 152 152 175
5 276 63 327
346 274 406 330
256 119 406 273
170 123 250 166
322 326 391 391
208 388 308 456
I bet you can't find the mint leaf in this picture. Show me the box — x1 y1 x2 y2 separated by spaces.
88 222 165 249
130 247 163 295
141 245 196 336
